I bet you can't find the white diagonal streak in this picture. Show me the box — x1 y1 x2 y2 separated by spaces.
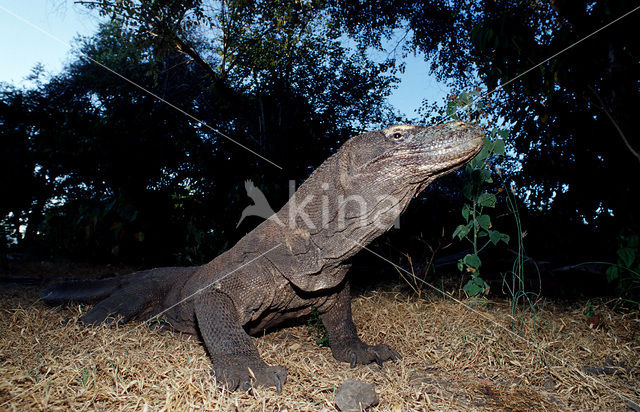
458 4 640 116
0 4 283 170
0 243 282 407
139 243 282 326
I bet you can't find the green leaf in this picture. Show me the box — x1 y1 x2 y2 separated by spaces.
497 129 509 139
489 230 502 245
471 25 481 44
478 193 497 208
452 224 470 240
617 247 636 268
470 144 490 168
463 253 481 269
446 101 458 119
493 138 505 155
463 276 488 297
457 258 464 272
458 91 473 106
462 182 474 200
605 265 619 283
462 204 471 221
479 168 493 184
465 163 473 173
488 230 510 245
470 137 491 166
477 214 491 230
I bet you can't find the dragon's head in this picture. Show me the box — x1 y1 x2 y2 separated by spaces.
351 121 484 188
318 121 485 230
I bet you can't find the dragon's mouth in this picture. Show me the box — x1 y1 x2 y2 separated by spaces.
406 134 483 175
407 124 484 192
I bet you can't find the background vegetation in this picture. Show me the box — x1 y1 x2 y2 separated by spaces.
1 0 638 303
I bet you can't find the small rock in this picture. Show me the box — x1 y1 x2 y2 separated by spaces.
334 379 379 411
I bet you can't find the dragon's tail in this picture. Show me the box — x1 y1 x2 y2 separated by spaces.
41 266 196 325
41 277 127 305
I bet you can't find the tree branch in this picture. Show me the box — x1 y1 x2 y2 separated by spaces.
588 86 640 164
173 35 220 82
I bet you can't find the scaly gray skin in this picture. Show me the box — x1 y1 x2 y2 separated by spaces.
42 121 484 393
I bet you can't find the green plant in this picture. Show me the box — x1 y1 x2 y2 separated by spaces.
306 308 329 347
449 91 543 330
27 361 46 383
393 236 444 299
75 366 96 390
451 122 509 297
149 315 170 329
584 300 595 318
502 186 541 333
605 234 640 306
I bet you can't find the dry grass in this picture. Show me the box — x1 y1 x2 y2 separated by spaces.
0 283 638 411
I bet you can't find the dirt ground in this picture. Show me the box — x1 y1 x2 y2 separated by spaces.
0 268 638 411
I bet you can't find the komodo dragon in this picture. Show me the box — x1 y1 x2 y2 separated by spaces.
42 121 483 392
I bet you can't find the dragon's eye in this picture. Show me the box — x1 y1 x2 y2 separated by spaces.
391 132 404 140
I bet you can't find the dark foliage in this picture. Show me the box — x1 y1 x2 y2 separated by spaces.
0 7 396 263
331 0 640 262
1 1 639 302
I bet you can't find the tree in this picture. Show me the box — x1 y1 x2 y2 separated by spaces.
79 0 397 170
1 2 397 262
332 0 640 258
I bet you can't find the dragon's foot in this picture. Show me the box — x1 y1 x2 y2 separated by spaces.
331 340 401 368
212 357 287 393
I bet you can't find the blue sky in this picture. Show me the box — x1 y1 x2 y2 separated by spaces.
0 0 450 118
0 2 98 83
